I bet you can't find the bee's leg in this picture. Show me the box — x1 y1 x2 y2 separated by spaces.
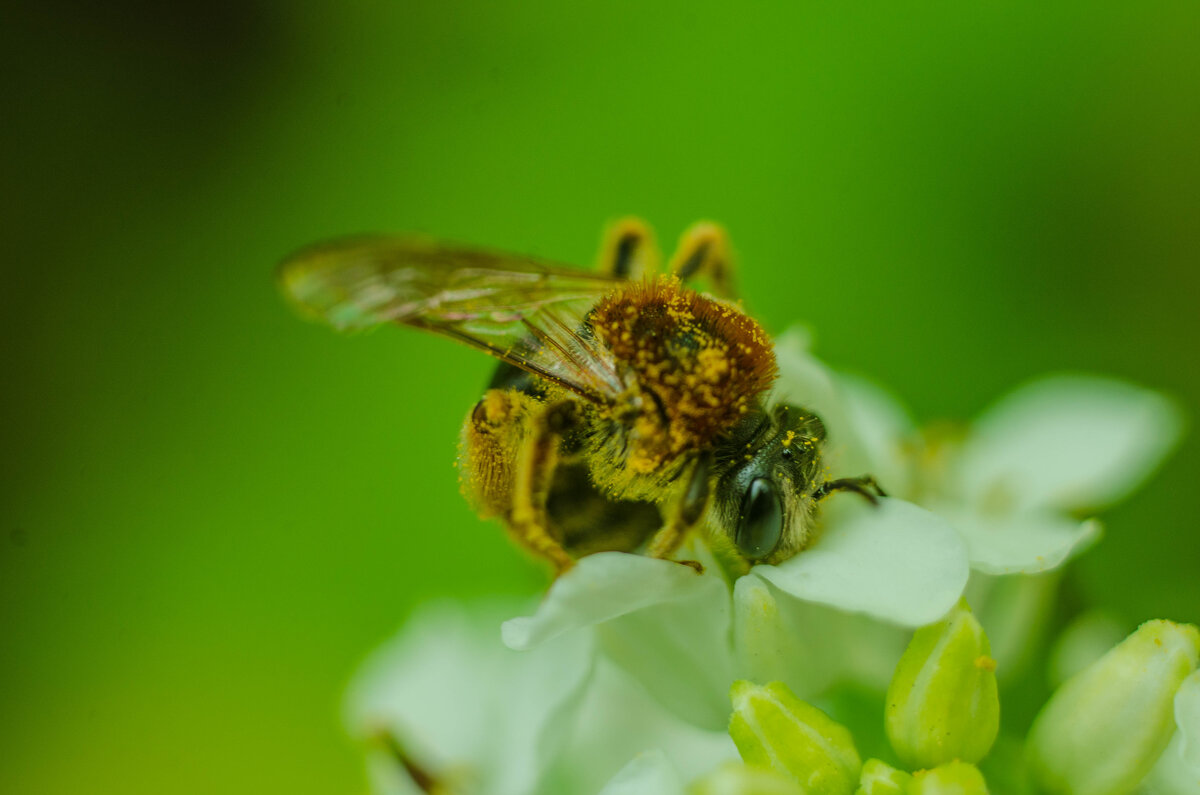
813 475 888 505
459 389 538 517
647 453 712 568
460 389 574 572
597 216 661 280
668 221 737 300
509 400 579 574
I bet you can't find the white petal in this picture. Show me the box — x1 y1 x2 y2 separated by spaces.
347 601 594 795
502 552 723 650
834 372 917 498
1145 731 1200 795
771 328 841 420
734 575 839 697
346 603 506 769
941 508 1102 575
734 575 905 696
957 375 1183 512
752 498 969 627
1178 671 1200 777
503 552 736 730
597 751 686 795
550 660 736 794
595 597 737 731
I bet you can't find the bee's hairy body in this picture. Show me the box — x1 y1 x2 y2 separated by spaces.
459 275 778 561
279 218 884 574
459 383 666 560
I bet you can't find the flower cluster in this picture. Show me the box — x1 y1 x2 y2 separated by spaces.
344 331 1190 795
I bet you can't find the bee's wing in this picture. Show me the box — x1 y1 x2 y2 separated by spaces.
278 236 627 404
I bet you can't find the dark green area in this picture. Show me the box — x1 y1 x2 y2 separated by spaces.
3 2 1198 792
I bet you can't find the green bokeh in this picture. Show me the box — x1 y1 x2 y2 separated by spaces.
3 2 1198 792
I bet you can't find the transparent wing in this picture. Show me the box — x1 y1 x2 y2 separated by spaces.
278 235 627 403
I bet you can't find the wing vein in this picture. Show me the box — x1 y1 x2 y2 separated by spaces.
278 235 627 404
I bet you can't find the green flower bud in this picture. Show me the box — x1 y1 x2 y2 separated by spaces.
855 759 913 795
885 600 1000 769
689 762 804 795
908 761 989 795
729 680 862 794
1028 619 1200 795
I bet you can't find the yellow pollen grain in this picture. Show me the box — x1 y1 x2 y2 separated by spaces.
974 655 997 672
782 430 796 447
482 392 510 423
696 346 730 383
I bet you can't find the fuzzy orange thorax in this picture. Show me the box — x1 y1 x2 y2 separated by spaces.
591 276 777 472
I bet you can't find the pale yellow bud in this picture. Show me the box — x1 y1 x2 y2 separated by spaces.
885 600 1000 769
854 758 912 795
1028 619 1200 795
909 761 989 795
729 680 861 795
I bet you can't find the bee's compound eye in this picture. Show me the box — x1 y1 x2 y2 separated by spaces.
735 477 783 560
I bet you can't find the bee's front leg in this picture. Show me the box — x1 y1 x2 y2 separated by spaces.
813 475 888 505
508 400 579 575
646 453 712 568
668 221 737 300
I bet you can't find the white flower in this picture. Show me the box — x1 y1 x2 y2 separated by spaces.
503 495 969 730
502 331 1183 727
595 751 685 795
345 601 593 795
344 331 1188 795
346 600 735 795
546 655 739 792
941 373 1181 575
773 329 1184 577
774 330 1182 681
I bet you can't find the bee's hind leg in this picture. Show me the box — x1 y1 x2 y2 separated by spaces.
508 400 579 575
813 475 888 505
597 217 661 280
668 221 737 300
647 454 711 571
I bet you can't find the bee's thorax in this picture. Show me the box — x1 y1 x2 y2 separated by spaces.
583 276 777 498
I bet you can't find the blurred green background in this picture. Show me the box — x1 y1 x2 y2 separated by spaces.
3 1 1198 792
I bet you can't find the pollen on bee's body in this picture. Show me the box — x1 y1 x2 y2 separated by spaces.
590 275 777 467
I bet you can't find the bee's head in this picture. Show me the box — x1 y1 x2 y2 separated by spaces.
709 404 826 564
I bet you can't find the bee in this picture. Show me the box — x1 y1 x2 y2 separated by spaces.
278 219 882 574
